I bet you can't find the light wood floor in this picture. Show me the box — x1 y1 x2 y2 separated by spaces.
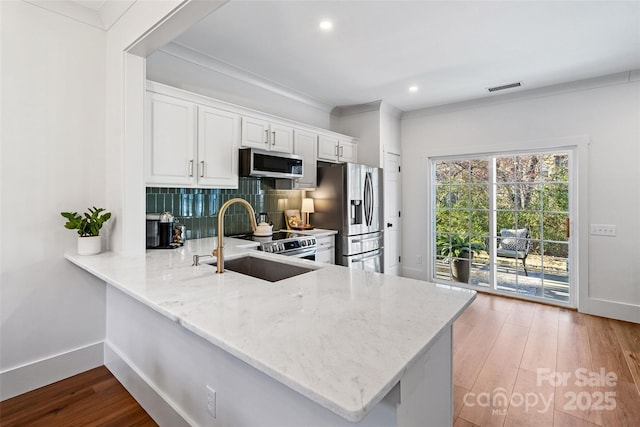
1 293 638 426
0 366 156 426
453 292 640 426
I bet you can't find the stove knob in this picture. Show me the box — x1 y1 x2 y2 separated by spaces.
280 244 285 252
301 240 307 247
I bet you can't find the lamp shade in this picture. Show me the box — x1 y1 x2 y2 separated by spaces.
301 198 315 213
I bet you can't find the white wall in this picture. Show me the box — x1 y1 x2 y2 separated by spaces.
146 49 331 129
0 0 107 398
401 77 640 323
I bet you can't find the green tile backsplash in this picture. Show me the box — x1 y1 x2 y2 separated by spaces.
146 178 302 239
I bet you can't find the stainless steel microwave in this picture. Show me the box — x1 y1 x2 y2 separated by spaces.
239 148 303 179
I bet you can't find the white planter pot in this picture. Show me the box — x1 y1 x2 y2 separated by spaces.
77 235 101 255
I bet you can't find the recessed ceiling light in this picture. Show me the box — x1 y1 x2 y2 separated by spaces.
319 20 333 31
409 85 419 93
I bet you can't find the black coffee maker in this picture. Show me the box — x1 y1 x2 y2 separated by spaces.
146 212 176 249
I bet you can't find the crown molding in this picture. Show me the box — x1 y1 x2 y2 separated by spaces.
402 70 640 120
158 42 333 113
24 0 134 31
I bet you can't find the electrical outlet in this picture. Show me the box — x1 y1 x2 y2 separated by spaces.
416 255 423 264
206 385 216 419
590 224 616 236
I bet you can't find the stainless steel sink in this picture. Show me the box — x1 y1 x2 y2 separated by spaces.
215 256 316 282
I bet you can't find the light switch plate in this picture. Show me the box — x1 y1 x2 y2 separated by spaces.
590 224 616 236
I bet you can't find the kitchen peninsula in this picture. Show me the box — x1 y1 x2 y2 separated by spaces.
66 237 475 427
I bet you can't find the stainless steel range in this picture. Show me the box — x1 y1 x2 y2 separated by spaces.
233 232 317 259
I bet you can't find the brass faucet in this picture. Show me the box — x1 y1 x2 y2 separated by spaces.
213 198 257 274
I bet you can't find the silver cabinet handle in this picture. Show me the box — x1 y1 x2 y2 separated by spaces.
264 129 269 144
272 131 276 145
339 145 344 157
188 160 194 177
335 145 339 156
199 160 205 178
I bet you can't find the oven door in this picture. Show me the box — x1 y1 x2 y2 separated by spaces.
343 248 384 273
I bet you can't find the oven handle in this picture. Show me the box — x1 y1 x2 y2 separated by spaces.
283 248 317 258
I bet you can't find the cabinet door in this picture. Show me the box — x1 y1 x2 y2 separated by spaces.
293 129 317 189
241 116 270 149
338 139 357 163
197 106 240 188
317 134 339 161
270 123 294 153
145 93 195 186
315 235 335 264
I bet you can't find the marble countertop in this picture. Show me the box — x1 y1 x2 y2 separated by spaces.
65 237 475 422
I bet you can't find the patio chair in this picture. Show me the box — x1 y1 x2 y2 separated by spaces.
496 228 531 276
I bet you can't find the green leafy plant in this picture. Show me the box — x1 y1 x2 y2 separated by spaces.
436 233 485 260
61 207 111 237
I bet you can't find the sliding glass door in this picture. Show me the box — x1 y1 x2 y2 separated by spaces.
433 150 573 305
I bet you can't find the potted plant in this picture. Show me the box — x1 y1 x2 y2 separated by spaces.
61 207 111 255
436 233 484 283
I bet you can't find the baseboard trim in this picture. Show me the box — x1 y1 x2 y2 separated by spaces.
0 342 104 401
582 298 640 324
104 342 192 427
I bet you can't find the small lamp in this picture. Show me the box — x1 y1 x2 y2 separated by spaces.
301 198 315 226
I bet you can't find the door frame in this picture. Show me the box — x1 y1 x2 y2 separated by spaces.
425 136 589 309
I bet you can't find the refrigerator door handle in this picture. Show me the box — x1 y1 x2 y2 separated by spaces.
364 172 373 226
351 251 382 264
351 235 382 244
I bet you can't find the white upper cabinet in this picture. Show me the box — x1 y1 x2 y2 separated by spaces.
318 134 357 163
146 91 240 188
145 93 196 187
293 129 318 189
241 116 293 153
197 106 240 188
145 82 356 189
270 122 294 153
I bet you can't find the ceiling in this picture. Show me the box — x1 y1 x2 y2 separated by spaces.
170 0 640 112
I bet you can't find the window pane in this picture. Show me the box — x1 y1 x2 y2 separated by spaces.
435 185 450 209
496 156 516 182
497 211 516 231
515 183 541 211
541 153 569 183
435 161 450 183
515 154 541 183
470 159 489 182
436 209 450 232
542 183 569 212
450 161 470 183
543 213 569 242
469 184 489 209
471 210 490 236
496 184 514 210
450 210 471 233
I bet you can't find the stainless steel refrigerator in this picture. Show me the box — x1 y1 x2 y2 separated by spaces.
309 162 384 272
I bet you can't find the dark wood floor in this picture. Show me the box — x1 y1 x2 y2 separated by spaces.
1 293 638 426
0 366 156 426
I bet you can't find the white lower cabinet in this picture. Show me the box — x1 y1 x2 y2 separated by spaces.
315 235 335 264
145 91 240 188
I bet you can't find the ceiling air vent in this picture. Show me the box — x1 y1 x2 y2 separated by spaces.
487 82 522 93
